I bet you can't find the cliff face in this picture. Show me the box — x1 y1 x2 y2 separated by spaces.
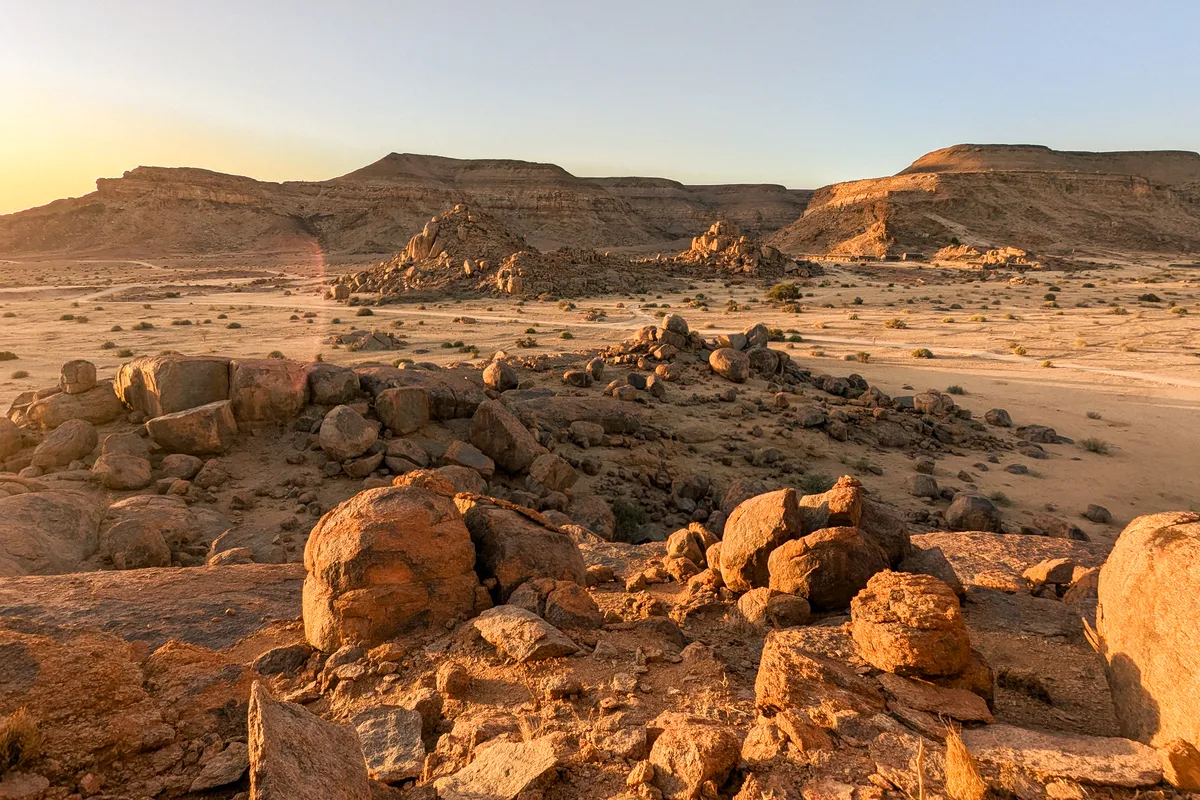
768 145 1200 258
0 153 810 259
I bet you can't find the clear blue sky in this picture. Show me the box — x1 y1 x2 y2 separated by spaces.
2 0 1197 213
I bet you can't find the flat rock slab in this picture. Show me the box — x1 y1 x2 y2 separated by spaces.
911 533 1108 588
878 673 993 722
353 706 425 782
473 605 578 662
0 564 303 650
962 723 1162 787
434 737 558 800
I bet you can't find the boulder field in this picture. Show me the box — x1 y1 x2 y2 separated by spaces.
0 313 1194 797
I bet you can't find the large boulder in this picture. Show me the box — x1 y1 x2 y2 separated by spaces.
649 714 741 800
376 386 431 435
101 494 224 559
318 405 378 462
306 363 360 406
1098 512 1200 783
0 418 22 459
945 494 1003 533
303 486 481 651
768 527 888 610
145 400 238 455
755 628 886 718
709 348 750 383
115 354 231 416
850 571 971 677
356 364 485 421
31 418 97 468
60 359 98 394
482 361 518 392
248 682 370 799
457 498 586 602
91 453 153 491
0 491 101 576
469 399 546 473
228 358 309 425
797 476 911 565
25 382 124 429
719 488 802 593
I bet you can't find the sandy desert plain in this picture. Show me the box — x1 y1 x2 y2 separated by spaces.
3 253 1197 546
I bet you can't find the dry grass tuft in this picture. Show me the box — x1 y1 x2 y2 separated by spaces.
944 725 987 800
0 707 42 774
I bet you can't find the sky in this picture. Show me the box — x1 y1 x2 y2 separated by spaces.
2 0 1198 214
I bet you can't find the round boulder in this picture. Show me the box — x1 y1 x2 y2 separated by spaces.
31 418 97 468
709 348 750 383
719 488 802 592
482 361 518 392
768 527 888 610
303 486 481 651
319 405 378 462
850 570 971 677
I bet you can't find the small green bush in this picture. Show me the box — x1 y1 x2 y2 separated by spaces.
910 348 934 359
1080 437 1110 454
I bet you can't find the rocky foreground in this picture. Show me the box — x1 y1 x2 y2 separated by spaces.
0 313 1196 799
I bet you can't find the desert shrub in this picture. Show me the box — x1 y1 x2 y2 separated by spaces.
170 319 192 326
883 318 906 329
268 351 285 359
787 334 803 343
1171 306 1188 314
515 336 538 348
797 473 835 495
766 282 801 302
10 370 28 379
725 300 739 312
226 322 242 329
945 725 987 800
1080 437 1110 454
74 315 89 323
0 707 42 773
355 308 374 317
1039 360 1053 368
968 315 986 322
988 491 1012 507
559 331 573 339
217 313 228 319
852 296 863 305
117 348 134 357
612 500 646 539
910 348 934 359
1086 411 1102 419
855 351 871 363
1138 293 1161 303
946 385 966 395
100 341 116 350
1011 345 1027 356
0 352 16 361
1109 306 1128 315
59 313 74 321
1 312 14 318
942 317 955 323
132 321 153 331
110 324 123 332
766 328 784 342
557 300 575 311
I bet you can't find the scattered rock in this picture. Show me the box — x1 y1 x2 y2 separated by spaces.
473 605 578 662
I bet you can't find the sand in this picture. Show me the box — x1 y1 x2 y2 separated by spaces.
2 256 1197 543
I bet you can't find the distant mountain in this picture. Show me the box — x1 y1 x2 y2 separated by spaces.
0 153 811 260
768 144 1200 258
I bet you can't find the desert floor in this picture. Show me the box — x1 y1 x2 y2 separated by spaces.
3 256 1198 544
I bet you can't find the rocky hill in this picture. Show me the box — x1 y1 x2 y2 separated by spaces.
0 154 811 260
768 145 1200 259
